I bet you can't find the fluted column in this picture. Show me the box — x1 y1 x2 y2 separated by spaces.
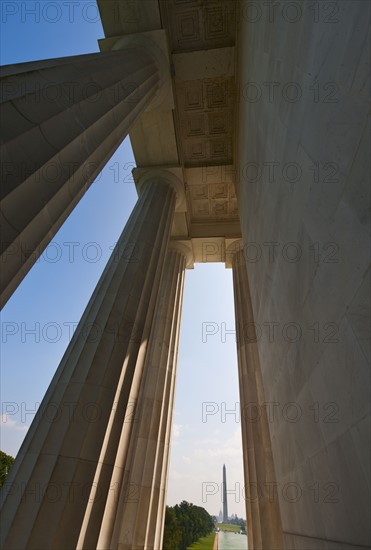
146 243 191 550
0 170 183 550
93 242 190 550
0 43 163 308
229 241 284 550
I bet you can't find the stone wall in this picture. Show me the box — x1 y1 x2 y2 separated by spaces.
236 1 370 548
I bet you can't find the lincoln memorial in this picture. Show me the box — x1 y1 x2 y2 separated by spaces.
0 1 370 549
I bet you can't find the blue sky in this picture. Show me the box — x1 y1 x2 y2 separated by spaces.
0 1 245 518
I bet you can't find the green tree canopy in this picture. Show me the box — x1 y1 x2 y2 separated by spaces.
163 500 214 550
0 450 15 488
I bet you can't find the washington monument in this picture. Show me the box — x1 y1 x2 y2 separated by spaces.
222 464 228 523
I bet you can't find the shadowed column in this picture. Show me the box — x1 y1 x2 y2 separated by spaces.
0 170 182 550
0 46 161 308
230 241 284 550
232 244 263 550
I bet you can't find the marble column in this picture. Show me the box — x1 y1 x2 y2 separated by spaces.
0 170 183 550
147 243 192 550
232 244 263 550
229 241 284 550
91 242 190 550
0 44 162 308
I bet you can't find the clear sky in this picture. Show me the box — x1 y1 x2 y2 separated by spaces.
0 1 245 518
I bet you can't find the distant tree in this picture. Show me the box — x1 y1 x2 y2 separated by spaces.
228 514 246 528
0 451 15 488
162 501 214 550
163 506 182 550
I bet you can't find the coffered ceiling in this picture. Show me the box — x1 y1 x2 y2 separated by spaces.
161 0 236 52
97 0 241 262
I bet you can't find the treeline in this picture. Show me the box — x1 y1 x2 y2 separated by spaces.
163 500 214 550
228 514 246 528
0 451 15 488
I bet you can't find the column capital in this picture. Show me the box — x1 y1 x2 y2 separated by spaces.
225 238 244 268
112 30 173 111
134 168 186 212
168 240 194 269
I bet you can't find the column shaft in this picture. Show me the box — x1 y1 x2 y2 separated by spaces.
0 48 160 307
104 246 186 550
233 254 263 550
232 248 284 550
145 247 186 550
0 176 176 550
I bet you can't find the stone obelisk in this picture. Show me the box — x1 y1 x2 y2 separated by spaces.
222 464 228 523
